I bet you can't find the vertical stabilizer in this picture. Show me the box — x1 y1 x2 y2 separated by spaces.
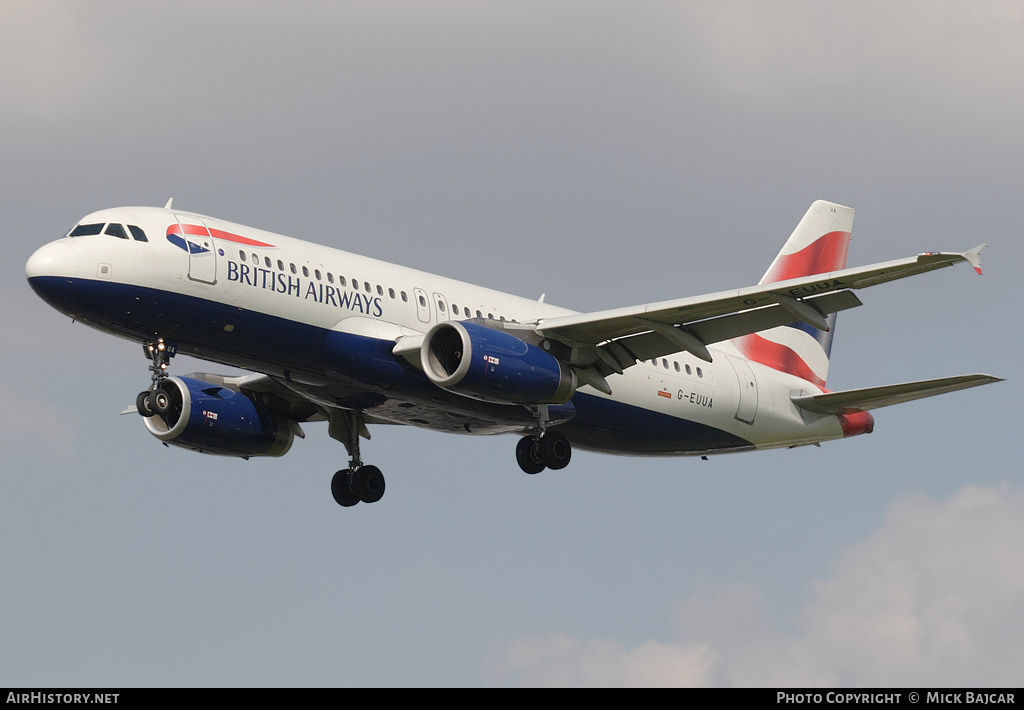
732 200 854 388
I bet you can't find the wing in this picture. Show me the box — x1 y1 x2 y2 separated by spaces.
122 371 323 419
531 246 986 388
211 371 403 428
164 372 328 422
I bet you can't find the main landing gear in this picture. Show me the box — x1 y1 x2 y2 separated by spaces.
331 466 385 507
329 409 386 507
516 430 572 473
516 404 572 474
135 339 175 418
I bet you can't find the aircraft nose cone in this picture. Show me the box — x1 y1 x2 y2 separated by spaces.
26 241 78 280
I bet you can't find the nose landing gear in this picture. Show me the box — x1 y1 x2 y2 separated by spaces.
136 339 176 418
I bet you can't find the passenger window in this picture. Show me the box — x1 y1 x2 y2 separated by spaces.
277 259 284 271
364 282 371 293
401 291 408 302
104 223 129 239
290 263 297 274
239 250 247 261
302 266 309 277
437 300 446 312
128 225 149 242
328 273 334 284
264 256 271 268
376 285 383 296
418 295 427 307
452 304 460 315
315 269 322 281
339 276 346 287
685 364 692 375
69 223 104 237
389 288 396 299
696 367 703 378
662 359 669 369
674 362 680 372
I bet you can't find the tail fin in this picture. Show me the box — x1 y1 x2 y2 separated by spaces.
732 200 855 388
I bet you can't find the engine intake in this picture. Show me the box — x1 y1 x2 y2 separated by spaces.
144 375 299 457
421 321 576 405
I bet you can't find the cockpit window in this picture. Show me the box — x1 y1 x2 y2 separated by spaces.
128 225 148 242
105 223 129 239
68 223 104 237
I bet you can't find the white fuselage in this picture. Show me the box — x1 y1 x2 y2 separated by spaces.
26 205 849 457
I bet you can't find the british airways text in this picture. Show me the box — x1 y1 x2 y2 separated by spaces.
226 261 383 317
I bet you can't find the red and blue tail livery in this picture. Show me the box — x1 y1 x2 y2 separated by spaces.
732 200 854 387
26 200 1001 508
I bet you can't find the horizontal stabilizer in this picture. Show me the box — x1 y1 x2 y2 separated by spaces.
792 374 1003 414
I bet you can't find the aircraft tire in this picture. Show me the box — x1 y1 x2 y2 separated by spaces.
331 469 360 507
150 387 172 416
136 390 155 417
539 431 571 470
352 465 385 504
516 435 546 475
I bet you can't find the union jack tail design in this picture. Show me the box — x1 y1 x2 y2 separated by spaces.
732 200 855 388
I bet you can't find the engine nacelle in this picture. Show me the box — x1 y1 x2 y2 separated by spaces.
144 375 299 457
421 321 576 405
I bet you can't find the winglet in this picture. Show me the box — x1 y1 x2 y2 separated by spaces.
963 243 986 275
164 198 174 210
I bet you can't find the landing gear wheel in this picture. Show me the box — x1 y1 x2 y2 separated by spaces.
136 390 155 418
516 435 546 474
352 465 385 503
150 386 172 416
331 469 360 507
539 431 571 470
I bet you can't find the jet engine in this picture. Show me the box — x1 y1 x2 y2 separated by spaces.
421 321 576 405
143 375 300 457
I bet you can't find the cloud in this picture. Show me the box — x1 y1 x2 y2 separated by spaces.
489 485 1024 687
788 484 1024 687
493 633 715 688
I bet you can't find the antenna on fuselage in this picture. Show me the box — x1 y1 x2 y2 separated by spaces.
164 198 173 209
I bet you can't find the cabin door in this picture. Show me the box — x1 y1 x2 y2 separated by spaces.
727 357 758 424
175 215 217 285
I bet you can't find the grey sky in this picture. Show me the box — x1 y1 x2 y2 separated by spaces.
1 1 1020 686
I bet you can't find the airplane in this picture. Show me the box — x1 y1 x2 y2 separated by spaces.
25 199 1001 507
